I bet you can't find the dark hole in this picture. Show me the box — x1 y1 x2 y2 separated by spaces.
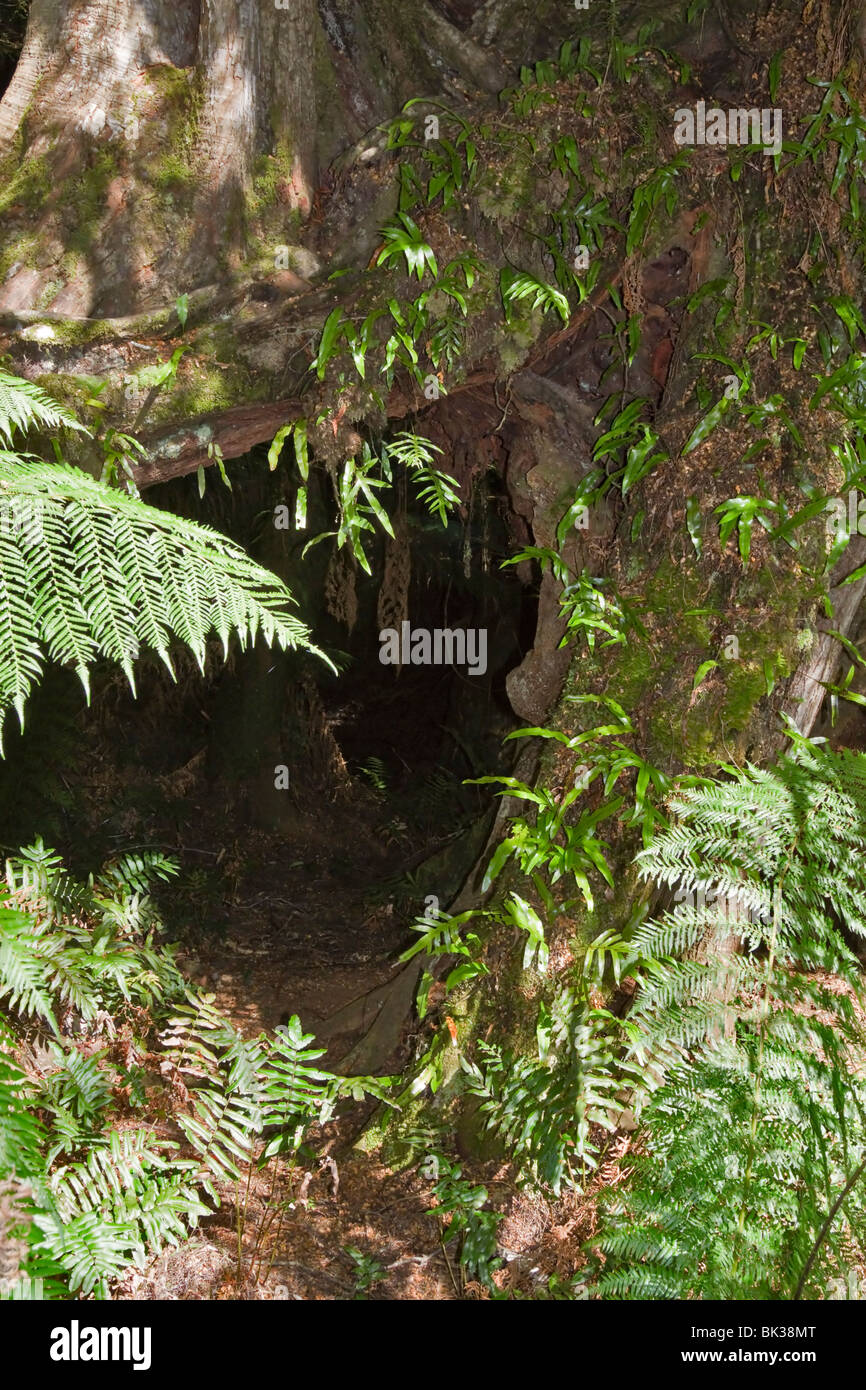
0 1 29 101
0 445 536 1002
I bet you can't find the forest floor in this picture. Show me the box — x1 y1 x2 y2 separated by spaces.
66 698 627 1300
29 637 866 1299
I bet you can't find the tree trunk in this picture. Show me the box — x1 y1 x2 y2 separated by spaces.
0 0 511 316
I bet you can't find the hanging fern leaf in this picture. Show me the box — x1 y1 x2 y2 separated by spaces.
500 268 570 323
384 432 460 526
0 371 329 744
0 453 327 746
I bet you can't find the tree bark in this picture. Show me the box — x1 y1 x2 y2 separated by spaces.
0 0 512 316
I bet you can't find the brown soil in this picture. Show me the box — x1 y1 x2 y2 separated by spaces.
116 1136 632 1302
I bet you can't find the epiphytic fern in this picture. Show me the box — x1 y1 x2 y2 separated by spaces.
383 432 461 526
462 993 624 1195
305 430 459 572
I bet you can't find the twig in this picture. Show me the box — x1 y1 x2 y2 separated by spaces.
793 1155 866 1300
438 1233 461 1297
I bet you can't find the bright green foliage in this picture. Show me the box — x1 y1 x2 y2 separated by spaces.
500 269 569 324
787 73 866 211
424 1151 503 1289
463 993 625 1195
0 845 200 1298
0 839 182 1036
388 98 478 210
385 432 460 525
28 1131 208 1298
377 211 438 281
0 373 323 747
471 772 621 911
596 740 866 1298
0 454 320 735
429 740 866 1302
161 997 393 1188
345 1245 387 1298
0 372 86 445
401 906 490 1019
469 696 672 912
303 442 396 575
591 398 668 494
625 153 689 255
0 841 397 1299
303 431 460 573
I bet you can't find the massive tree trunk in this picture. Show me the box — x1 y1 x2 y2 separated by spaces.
0 0 512 317
2 0 866 1091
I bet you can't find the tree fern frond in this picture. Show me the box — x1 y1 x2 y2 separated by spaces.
0 453 328 745
594 742 866 1300
0 372 86 446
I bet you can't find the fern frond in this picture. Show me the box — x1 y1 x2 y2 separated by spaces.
595 742 866 1299
0 453 327 745
0 372 86 446
384 431 460 526
30 1130 206 1297
0 1050 44 1175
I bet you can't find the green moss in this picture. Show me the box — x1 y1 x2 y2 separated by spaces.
64 149 119 254
150 154 198 195
42 321 99 347
143 64 196 105
0 152 51 218
497 323 536 373
140 66 205 207
0 230 39 282
249 140 294 216
720 662 770 731
147 363 267 425
27 373 92 413
34 278 63 310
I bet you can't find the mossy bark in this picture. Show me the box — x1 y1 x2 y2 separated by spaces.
0 0 512 318
345 1 866 1154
